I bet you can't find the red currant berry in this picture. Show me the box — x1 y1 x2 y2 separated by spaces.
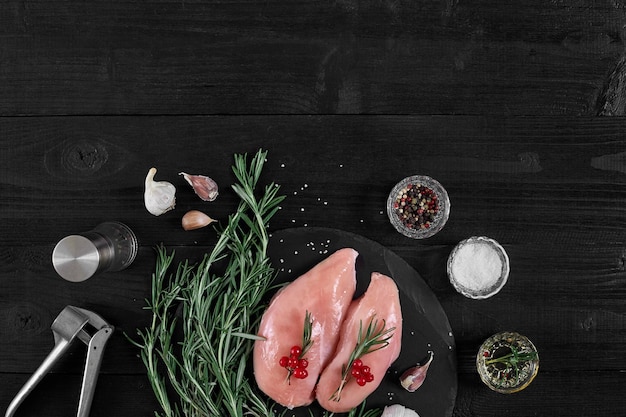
351 368 361 377
294 368 308 379
298 358 308 369
356 377 367 386
352 359 363 369
288 357 298 368
365 373 374 382
290 345 302 357
360 365 370 375
279 356 289 368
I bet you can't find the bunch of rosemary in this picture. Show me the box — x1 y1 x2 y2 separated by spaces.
131 150 284 417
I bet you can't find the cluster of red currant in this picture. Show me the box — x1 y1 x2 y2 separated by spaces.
350 358 374 386
278 345 309 380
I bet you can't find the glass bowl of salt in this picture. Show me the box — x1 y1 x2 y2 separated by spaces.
447 236 510 299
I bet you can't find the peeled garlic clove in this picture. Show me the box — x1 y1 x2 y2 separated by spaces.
182 210 216 231
381 404 421 417
144 167 176 216
179 172 219 202
399 351 434 392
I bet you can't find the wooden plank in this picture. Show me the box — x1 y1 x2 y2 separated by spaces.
2 115 626 244
1 371 625 417
0 0 624 115
2 242 625 373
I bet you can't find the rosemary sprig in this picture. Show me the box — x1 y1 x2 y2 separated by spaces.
329 317 396 402
130 149 285 417
285 310 314 384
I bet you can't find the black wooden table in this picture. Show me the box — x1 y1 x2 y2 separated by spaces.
2 1 626 416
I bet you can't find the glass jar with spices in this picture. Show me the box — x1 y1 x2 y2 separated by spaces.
447 236 509 299
386 175 450 239
476 331 539 393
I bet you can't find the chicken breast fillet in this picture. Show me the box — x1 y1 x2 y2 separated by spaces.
253 248 358 408
316 272 403 413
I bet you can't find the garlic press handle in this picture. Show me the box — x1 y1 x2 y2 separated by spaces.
77 325 114 417
4 338 72 417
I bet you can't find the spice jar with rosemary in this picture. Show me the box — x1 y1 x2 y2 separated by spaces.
476 331 539 394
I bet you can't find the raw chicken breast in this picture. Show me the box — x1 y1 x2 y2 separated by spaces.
253 248 358 409
316 272 403 413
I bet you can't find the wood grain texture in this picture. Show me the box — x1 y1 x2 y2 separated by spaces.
1 115 626 415
2 0 626 415
1 372 625 417
1 0 625 115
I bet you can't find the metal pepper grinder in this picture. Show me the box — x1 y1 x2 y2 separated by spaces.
52 221 138 282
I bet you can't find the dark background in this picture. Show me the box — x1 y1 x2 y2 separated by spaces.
1 1 626 416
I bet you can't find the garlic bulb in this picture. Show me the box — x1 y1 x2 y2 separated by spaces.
179 172 219 202
399 351 434 392
381 404 421 417
144 167 176 216
182 210 216 231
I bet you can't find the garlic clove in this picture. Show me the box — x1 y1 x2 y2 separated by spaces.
399 351 434 393
381 404 421 417
144 167 176 216
182 210 216 231
179 172 219 202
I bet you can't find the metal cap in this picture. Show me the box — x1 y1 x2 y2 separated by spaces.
52 235 103 282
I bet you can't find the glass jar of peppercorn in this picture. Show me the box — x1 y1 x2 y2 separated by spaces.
476 331 539 394
386 175 450 239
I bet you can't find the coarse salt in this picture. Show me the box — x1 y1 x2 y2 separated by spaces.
450 240 503 293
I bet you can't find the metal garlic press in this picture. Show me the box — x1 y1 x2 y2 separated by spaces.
5 305 114 417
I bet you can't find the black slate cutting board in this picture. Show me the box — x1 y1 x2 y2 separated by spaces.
266 227 457 417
